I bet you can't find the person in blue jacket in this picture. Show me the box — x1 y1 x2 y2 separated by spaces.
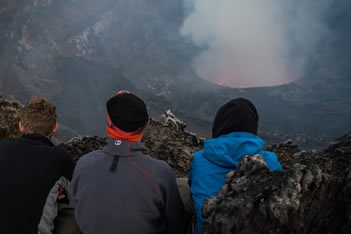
189 98 283 233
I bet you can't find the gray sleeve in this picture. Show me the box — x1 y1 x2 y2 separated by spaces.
38 177 75 234
161 166 186 234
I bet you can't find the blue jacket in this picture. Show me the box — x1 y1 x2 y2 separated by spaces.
189 132 282 233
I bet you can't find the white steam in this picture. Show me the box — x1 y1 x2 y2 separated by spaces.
180 0 334 88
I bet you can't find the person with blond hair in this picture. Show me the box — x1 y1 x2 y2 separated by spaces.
0 97 75 234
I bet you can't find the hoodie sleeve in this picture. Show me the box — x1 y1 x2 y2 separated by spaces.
261 151 283 171
160 164 185 234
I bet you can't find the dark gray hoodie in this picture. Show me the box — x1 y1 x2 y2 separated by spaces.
72 139 185 234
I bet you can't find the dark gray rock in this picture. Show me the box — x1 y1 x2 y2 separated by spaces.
59 136 108 162
201 133 351 234
0 95 22 139
2 94 351 233
142 118 203 177
59 117 204 177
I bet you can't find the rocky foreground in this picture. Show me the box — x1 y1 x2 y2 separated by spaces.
1 95 351 233
0 96 22 139
44 116 351 234
59 110 204 178
203 135 351 234
59 128 351 234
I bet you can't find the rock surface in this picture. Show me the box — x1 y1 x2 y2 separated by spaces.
1 95 351 233
142 118 203 177
202 134 351 234
1 1 351 149
0 96 202 177
59 117 203 178
59 136 107 162
0 95 22 139
0 95 80 142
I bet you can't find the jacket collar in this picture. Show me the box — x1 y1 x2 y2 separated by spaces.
102 139 145 156
22 133 54 146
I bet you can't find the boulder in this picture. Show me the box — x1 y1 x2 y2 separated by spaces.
143 118 203 177
202 133 351 234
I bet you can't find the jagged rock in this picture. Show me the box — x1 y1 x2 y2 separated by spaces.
293 150 307 157
0 95 80 142
59 117 204 177
2 94 351 232
59 136 107 162
159 109 187 131
266 139 301 170
283 139 297 147
0 94 203 177
201 133 351 234
0 95 22 139
143 118 203 177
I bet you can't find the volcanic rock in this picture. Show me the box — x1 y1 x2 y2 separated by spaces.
0 94 202 177
0 95 22 139
2 0 351 150
59 136 107 163
143 118 203 177
201 133 351 234
2 94 351 233
0 95 80 142
59 116 203 177
159 109 187 131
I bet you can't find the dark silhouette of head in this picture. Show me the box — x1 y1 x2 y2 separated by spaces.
212 98 259 138
106 92 149 132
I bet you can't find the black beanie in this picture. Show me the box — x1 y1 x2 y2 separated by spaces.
106 93 149 132
212 98 259 138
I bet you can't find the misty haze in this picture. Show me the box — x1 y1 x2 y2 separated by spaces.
0 0 350 149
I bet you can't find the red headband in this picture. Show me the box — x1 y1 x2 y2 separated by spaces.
106 90 146 142
106 114 145 142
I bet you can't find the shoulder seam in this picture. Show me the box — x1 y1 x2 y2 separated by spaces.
75 153 108 174
126 142 162 204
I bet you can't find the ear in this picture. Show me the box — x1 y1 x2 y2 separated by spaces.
18 121 24 132
52 123 58 134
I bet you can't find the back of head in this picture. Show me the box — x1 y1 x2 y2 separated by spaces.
212 98 258 138
106 91 149 141
20 97 57 136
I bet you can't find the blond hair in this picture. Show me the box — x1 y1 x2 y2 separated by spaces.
20 97 57 136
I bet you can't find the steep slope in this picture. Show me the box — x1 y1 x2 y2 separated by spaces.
0 0 350 148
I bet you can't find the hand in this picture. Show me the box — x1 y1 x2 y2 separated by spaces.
57 185 66 200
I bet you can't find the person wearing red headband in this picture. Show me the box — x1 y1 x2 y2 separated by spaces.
72 91 185 234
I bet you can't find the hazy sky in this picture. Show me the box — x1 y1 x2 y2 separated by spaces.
181 0 334 88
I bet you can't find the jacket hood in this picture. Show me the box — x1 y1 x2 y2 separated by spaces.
202 132 265 168
212 98 258 138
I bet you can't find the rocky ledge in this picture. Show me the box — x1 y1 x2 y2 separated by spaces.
202 133 351 234
0 96 203 177
0 95 22 139
59 110 203 178
1 95 351 233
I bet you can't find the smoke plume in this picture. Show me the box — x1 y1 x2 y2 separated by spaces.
180 0 334 88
